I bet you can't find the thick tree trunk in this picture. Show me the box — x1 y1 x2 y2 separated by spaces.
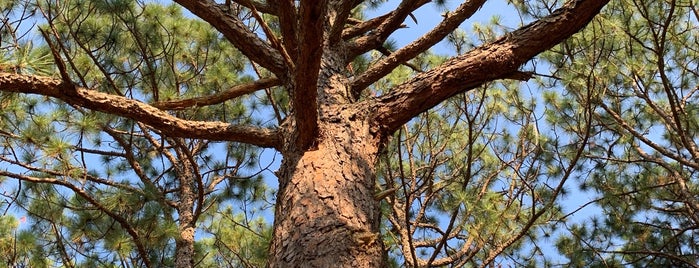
269 109 385 267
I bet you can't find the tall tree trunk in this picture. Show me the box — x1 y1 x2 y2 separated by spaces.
269 109 386 267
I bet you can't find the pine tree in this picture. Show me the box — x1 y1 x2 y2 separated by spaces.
0 0 608 267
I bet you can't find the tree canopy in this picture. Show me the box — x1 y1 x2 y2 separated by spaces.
1 0 697 267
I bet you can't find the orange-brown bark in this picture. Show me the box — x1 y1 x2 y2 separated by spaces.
270 112 385 267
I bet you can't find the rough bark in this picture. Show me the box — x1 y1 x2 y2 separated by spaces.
268 46 387 266
174 143 198 268
175 182 196 268
269 105 385 267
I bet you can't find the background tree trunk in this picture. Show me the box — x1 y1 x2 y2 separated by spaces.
174 140 198 268
269 111 385 267
175 164 196 268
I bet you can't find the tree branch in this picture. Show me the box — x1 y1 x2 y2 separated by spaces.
0 73 282 149
371 0 610 135
174 0 286 77
350 0 487 99
292 0 327 149
275 0 298 59
342 14 391 41
151 77 280 110
347 0 429 58
327 0 360 44
231 0 277 15
243 0 295 70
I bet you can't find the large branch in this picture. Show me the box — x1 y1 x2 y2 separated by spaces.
291 0 327 149
174 0 286 77
371 0 610 134
0 73 281 149
350 0 487 99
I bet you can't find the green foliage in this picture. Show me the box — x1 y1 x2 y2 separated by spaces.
198 207 271 267
537 0 699 266
0 0 55 76
0 41 54 76
377 57 582 265
1 0 272 266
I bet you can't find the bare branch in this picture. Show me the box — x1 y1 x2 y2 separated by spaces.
174 0 286 77
275 0 299 59
598 101 699 170
244 0 295 71
342 14 391 40
38 27 70 81
0 73 282 149
347 0 429 58
350 0 487 99
103 126 179 209
231 0 278 15
371 0 610 135
327 0 361 44
151 77 280 110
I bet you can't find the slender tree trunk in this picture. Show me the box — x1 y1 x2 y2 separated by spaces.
176 192 196 268
175 211 195 268
175 158 196 268
269 110 386 267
